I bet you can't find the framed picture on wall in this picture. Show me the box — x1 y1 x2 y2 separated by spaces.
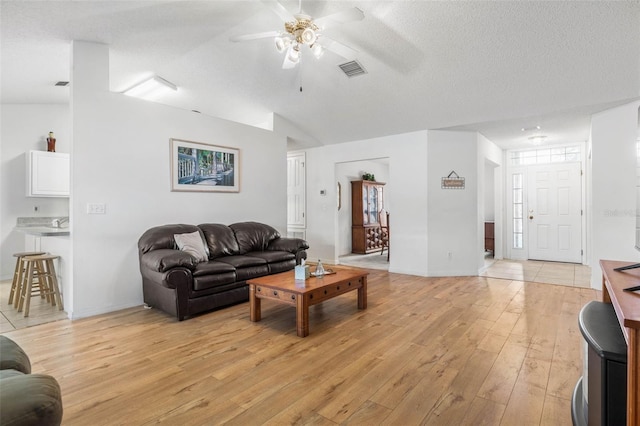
170 138 240 192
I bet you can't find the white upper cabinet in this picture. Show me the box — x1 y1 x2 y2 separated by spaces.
26 150 70 197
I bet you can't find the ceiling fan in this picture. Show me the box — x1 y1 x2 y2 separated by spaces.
230 0 364 69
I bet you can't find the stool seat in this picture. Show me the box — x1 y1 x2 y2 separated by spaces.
9 251 46 307
17 254 63 317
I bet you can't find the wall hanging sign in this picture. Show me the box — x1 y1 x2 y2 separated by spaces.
170 138 240 192
441 170 465 189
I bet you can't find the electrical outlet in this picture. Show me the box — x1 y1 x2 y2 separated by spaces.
86 203 106 214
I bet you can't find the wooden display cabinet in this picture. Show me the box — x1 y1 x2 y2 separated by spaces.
351 180 385 254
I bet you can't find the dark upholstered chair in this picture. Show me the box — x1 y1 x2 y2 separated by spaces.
0 335 63 425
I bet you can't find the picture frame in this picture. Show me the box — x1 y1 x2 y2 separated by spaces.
170 138 240 192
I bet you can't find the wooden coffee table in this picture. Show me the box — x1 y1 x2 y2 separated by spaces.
248 267 368 337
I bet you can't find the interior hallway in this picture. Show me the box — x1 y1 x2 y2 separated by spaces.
339 253 592 288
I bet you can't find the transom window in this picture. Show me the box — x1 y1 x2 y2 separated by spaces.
511 146 580 165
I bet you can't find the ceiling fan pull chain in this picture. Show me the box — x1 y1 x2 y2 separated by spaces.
299 55 303 92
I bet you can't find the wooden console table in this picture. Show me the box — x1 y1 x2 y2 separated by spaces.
600 260 640 426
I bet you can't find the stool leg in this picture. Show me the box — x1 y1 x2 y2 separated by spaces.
47 259 63 310
8 256 22 305
18 261 34 315
34 260 51 304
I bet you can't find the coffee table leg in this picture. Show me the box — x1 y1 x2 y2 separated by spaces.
296 295 309 337
358 276 367 309
250 284 261 322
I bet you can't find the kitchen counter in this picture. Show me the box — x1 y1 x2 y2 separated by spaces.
15 226 70 236
15 216 70 236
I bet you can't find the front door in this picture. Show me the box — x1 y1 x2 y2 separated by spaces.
527 162 582 263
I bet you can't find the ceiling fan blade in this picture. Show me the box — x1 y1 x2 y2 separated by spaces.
261 0 295 23
314 7 364 29
321 36 359 60
230 31 280 42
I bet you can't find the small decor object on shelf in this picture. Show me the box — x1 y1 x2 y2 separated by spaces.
362 173 376 182
314 259 325 277
46 131 56 152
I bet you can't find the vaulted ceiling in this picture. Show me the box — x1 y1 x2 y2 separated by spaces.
2 1 639 149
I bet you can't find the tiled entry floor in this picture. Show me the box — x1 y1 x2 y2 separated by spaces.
481 258 591 288
0 280 68 332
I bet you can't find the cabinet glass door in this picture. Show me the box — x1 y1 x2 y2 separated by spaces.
362 188 369 224
370 186 379 224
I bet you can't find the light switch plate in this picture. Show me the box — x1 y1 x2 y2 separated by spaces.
87 203 106 214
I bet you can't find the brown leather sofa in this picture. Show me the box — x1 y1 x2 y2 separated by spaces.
0 335 63 425
138 221 308 320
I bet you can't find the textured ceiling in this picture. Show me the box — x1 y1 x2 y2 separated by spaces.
1 1 639 149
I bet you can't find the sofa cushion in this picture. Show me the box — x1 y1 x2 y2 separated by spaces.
138 224 200 255
192 272 238 292
215 255 267 269
230 222 280 254
199 224 240 258
192 260 236 277
245 250 295 263
235 265 270 281
174 231 208 262
268 259 296 274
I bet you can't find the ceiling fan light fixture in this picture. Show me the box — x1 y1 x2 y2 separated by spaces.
312 44 324 59
275 36 288 53
287 46 300 64
301 28 317 45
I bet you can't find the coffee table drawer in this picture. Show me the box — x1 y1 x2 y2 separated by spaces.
254 286 297 304
306 277 363 305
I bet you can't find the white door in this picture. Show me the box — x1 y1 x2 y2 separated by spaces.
287 153 306 229
527 163 582 262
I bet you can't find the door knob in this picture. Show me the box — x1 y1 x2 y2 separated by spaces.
529 215 534 220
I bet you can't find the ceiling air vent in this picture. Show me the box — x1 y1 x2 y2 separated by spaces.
338 60 367 78
54 81 69 86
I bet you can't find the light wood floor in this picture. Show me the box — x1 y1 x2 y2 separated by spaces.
1 270 598 425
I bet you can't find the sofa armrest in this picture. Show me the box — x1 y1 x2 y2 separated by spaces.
140 249 197 273
0 374 63 426
267 237 309 254
0 336 31 374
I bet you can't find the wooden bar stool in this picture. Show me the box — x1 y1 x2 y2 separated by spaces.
9 251 46 307
17 254 64 317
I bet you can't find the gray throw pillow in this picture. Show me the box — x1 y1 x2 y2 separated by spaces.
174 231 208 262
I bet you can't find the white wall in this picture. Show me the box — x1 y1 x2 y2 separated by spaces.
590 100 640 289
427 130 479 276
303 128 502 278
305 130 429 276
335 160 390 256
67 41 287 318
478 133 503 263
0 105 71 280
484 163 496 221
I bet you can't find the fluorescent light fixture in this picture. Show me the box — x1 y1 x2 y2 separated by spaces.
123 76 177 101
